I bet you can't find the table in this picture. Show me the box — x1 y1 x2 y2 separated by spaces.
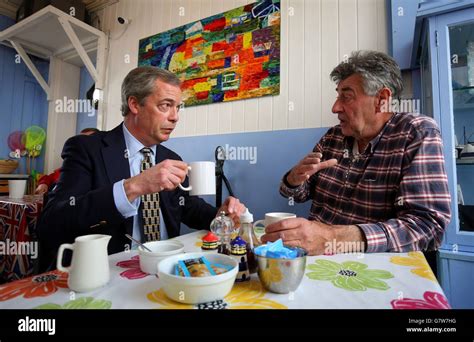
0 231 450 309
0 195 43 284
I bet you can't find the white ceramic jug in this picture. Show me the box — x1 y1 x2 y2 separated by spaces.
57 234 111 292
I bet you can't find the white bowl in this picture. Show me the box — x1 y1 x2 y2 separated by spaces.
157 252 238 304
138 240 185 274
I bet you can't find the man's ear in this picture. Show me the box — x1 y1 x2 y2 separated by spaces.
376 87 393 113
127 96 140 115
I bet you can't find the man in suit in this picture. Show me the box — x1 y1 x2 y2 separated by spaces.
37 66 245 271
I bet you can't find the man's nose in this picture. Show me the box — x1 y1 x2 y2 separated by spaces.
169 106 179 122
332 98 343 114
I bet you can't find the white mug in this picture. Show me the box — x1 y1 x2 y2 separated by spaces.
179 161 216 196
8 180 27 199
254 212 297 234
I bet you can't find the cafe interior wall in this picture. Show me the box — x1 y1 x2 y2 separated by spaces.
0 14 49 175
98 0 388 133
91 0 389 226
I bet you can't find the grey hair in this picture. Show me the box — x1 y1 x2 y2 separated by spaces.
121 66 181 116
330 50 403 99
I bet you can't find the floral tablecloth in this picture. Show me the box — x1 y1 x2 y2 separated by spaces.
0 231 450 309
0 195 43 284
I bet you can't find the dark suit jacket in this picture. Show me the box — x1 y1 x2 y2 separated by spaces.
37 123 217 271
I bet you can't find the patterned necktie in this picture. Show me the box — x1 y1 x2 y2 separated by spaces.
140 147 160 242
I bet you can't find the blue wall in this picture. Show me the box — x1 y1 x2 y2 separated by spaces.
0 15 49 175
76 66 97 134
163 127 328 229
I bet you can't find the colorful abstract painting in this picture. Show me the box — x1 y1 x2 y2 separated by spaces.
138 0 281 107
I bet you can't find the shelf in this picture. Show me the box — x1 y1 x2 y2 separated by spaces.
456 158 474 165
0 4 108 165
0 5 105 66
0 5 107 96
453 85 474 91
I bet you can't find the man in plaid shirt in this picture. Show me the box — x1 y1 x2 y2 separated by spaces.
262 51 451 255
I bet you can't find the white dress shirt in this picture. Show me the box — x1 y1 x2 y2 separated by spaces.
112 124 168 248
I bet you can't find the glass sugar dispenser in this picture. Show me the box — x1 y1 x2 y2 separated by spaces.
210 211 238 255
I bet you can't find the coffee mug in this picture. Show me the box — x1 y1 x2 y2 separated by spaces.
254 212 297 235
8 180 27 199
178 161 216 196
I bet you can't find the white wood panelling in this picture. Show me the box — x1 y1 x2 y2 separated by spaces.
99 0 388 136
272 0 288 131
320 0 339 128
303 0 320 129
287 0 304 129
339 0 358 67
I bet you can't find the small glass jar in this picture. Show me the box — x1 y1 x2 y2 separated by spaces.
210 211 235 255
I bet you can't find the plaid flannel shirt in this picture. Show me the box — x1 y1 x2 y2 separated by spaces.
280 112 451 252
